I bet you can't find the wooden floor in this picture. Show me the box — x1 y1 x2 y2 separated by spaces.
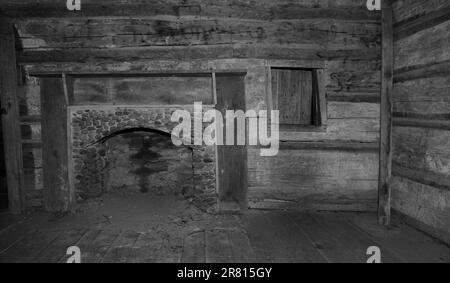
0 210 449 263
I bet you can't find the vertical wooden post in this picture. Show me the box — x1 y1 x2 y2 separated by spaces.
378 1 394 225
41 77 70 212
0 21 24 214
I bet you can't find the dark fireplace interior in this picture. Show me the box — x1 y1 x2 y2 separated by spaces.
103 130 194 197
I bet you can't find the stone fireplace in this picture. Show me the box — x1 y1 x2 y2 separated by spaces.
70 106 217 212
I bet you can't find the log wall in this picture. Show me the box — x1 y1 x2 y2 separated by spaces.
392 0 450 244
5 0 381 212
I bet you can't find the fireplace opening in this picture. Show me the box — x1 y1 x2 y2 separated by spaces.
97 128 195 197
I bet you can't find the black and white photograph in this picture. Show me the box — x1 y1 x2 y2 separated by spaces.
0 0 449 267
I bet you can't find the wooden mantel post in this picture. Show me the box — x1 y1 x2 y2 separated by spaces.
0 20 24 214
378 0 394 225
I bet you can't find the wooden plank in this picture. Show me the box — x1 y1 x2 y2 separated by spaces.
181 231 205 263
288 212 367 263
40 77 71 211
15 18 380 51
263 213 327 263
248 148 379 179
394 20 450 71
378 1 394 225
394 5 450 41
316 69 327 126
0 229 61 263
327 92 381 103
81 229 121 263
394 59 450 83
216 73 248 212
393 76 450 118
277 141 379 152
205 229 233 263
33 228 87 263
248 148 378 211
71 76 213 106
280 118 380 142
132 231 179 263
391 176 450 245
74 229 102 263
102 230 141 263
226 229 256 263
239 212 279 263
1 1 380 20
326 60 381 95
392 0 450 25
342 212 450 262
327 102 380 119
308 212 402 263
394 117 450 130
0 20 24 214
392 164 450 193
393 127 450 176
17 46 381 64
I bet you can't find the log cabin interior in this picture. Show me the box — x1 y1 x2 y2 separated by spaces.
0 0 449 263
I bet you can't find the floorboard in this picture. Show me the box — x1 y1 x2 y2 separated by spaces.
288 212 362 263
0 210 449 263
341 212 450 263
308 212 403 263
102 230 141 263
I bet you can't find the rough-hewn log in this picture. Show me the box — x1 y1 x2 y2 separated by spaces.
394 5 450 41
394 59 450 83
392 163 450 192
0 0 380 21
394 20 450 71
17 46 381 64
0 21 24 214
277 141 379 152
378 1 393 226
392 0 450 25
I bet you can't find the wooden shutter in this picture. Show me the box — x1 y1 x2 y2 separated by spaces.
271 69 314 126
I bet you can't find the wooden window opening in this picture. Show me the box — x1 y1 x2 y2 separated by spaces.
270 67 326 132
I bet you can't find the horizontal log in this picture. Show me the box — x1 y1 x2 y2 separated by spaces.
1 0 380 21
394 113 450 121
393 76 450 117
249 199 377 212
248 148 379 179
276 141 379 152
392 0 450 25
17 46 381 63
281 118 380 142
16 18 380 51
327 102 380 119
393 126 450 175
248 147 378 211
391 175 450 244
394 5 450 41
394 59 450 83
394 20 450 71
326 59 381 93
394 117 450 130
392 163 450 192
392 210 450 246
326 92 380 103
